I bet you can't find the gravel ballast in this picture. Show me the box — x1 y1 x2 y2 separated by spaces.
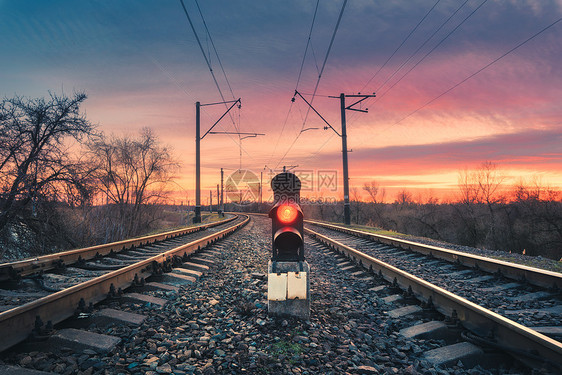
1 216 533 374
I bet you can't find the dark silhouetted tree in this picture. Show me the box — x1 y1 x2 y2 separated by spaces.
0 92 96 232
89 128 179 241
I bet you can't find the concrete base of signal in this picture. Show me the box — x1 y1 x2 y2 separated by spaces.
267 261 310 320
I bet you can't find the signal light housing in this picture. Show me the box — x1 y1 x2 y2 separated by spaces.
267 172 309 319
269 173 304 262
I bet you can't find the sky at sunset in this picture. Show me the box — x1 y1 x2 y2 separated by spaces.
1 0 561 204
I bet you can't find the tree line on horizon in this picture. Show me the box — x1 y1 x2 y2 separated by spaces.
303 162 562 260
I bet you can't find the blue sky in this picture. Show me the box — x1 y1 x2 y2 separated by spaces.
1 0 561 200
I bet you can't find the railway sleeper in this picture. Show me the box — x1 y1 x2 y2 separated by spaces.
315 235 525 373
7 245 218 361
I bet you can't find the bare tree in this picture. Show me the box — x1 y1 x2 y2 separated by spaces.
363 181 380 203
477 162 506 248
89 128 179 240
0 92 96 232
363 180 386 225
395 189 413 206
350 187 364 224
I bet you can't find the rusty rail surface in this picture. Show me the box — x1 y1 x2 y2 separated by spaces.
306 227 562 369
306 220 562 290
0 216 237 281
0 215 248 353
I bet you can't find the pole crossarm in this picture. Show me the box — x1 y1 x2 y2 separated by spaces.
293 90 340 137
200 99 240 107
346 95 375 112
329 94 376 113
209 131 265 136
201 98 241 139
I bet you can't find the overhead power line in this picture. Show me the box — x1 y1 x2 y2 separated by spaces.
295 0 320 92
393 16 562 126
346 0 478 127
308 0 348 107
267 0 320 168
179 0 238 129
275 0 348 169
179 0 262 169
375 0 470 94
179 0 227 105
360 0 441 93
376 0 489 104
194 0 236 101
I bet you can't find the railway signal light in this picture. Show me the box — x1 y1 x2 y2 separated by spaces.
267 172 309 319
277 204 298 224
269 173 304 262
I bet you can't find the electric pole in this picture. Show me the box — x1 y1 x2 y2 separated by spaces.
220 168 224 216
340 93 351 225
293 90 375 225
194 98 241 224
195 102 201 223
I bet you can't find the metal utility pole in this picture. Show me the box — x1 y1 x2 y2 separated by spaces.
195 102 201 222
340 93 351 225
216 184 220 214
194 98 240 224
293 90 375 225
209 190 213 213
220 168 224 215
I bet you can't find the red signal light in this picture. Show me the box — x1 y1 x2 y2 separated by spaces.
277 204 298 224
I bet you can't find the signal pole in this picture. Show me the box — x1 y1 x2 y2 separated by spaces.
293 90 375 225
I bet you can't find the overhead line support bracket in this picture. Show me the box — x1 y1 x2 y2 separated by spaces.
294 90 340 137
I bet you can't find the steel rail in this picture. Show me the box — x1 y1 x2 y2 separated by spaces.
0 215 249 353
306 220 562 290
306 226 562 368
0 216 237 281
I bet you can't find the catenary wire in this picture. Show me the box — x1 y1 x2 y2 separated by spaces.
375 0 470 94
347 0 472 126
296 0 441 170
296 0 486 173
375 0 489 104
295 0 320 92
392 16 562 126
359 0 441 93
180 0 260 169
267 1 320 169
194 0 236 101
275 0 348 170
306 0 348 115
179 0 238 129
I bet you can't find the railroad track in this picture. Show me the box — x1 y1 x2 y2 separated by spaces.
0 215 238 282
2 214 560 373
305 220 562 370
0 214 248 353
